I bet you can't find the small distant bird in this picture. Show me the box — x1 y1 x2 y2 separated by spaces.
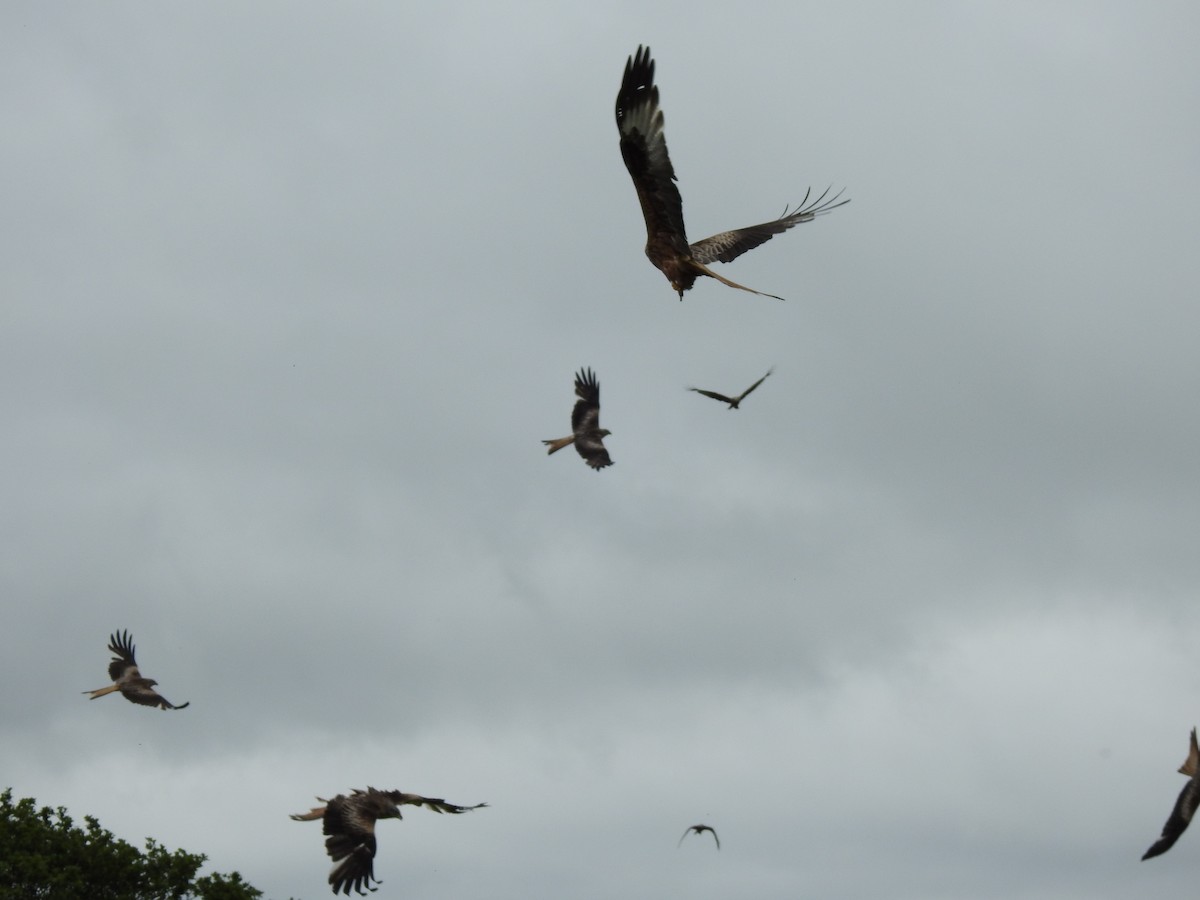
82 630 189 710
542 367 613 470
615 45 847 301
688 368 774 410
291 787 487 895
1143 727 1200 860
678 824 720 850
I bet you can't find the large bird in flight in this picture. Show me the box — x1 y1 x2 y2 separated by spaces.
678 823 720 849
83 630 190 710
1143 727 1200 860
543 367 613 470
615 45 847 301
688 368 774 410
291 787 487 895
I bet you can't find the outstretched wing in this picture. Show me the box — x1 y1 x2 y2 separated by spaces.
1145 730 1200 861
1143 775 1200 860
100 630 190 710
735 368 774 403
390 792 489 815
325 833 378 895
323 794 382 896
575 435 613 470
571 368 603 436
689 190 848 265
572 369 613 469
107 630 140 683
616 45 690 257
122 683 189 710
688 388 736 405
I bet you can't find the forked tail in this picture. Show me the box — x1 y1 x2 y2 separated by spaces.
542 436 575 455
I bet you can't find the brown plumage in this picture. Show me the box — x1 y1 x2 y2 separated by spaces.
688 368 774 409
1143 727 1200 860
82 630 189 710
615 45 847 301
291 787 487 895
543 367 613 470
678 823 720 850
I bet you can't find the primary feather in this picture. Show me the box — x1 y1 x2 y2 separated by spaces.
83 630 189 711
291 787 487 895
616 46 847 300
688 368 774 409
543 367 613 470
1144 728 1200 861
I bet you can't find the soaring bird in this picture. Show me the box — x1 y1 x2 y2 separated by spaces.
542 367 613 470
688 368 774 409
82 630 190 710
291 787 487 895
1143 727 1200 860
615 45 847 301
678 823 720 850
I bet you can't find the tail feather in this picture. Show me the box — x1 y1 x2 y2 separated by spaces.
1179 728 1200 777
84 685 120 700
289 806 326 822
542 436 575 455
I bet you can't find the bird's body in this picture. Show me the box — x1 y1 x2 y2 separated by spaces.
83 630 189 710
543 367 613 470
1143 727 1200 860
291 787 487 895
678 823 720 849
689 368 774 409
615 45 847 301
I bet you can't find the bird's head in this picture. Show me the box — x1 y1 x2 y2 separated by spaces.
382 805 404 821
599 429 612 438
146 679 159 687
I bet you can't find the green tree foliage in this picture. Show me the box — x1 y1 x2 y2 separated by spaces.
0 788 263 900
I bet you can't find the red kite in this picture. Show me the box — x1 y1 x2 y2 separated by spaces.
83 630 189 710
688 368 774 409
543 367 613 470
291 787 487 895
616 45 847 301
678 823 720 850
1143 727 1200 860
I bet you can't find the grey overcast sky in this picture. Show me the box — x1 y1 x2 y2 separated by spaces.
4 1 1200 898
